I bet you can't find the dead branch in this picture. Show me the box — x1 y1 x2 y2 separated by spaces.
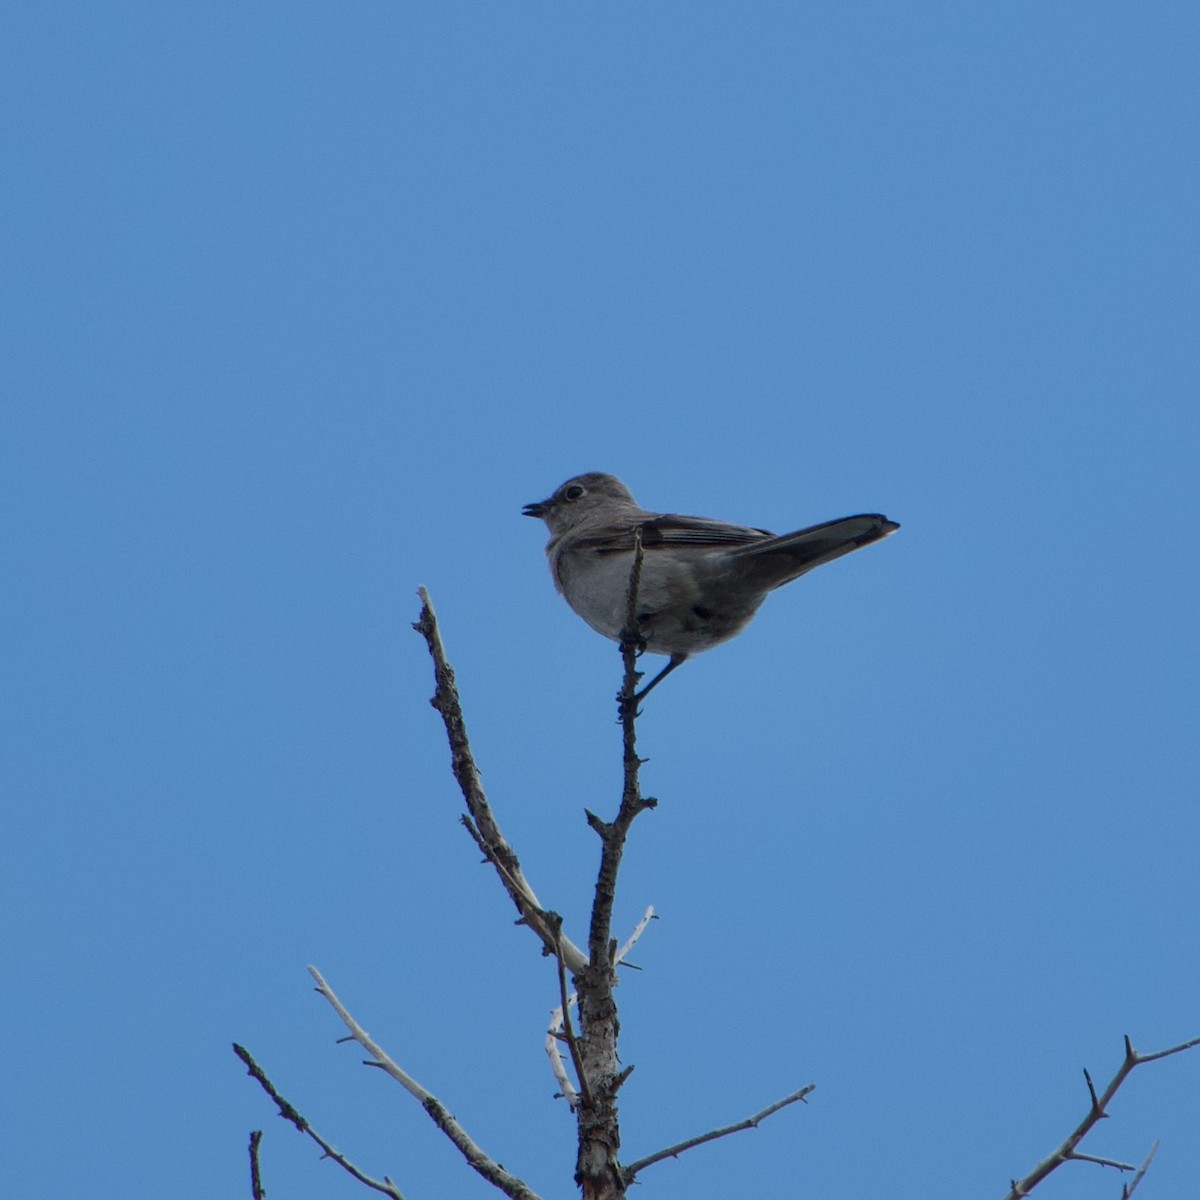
1004 1035 1200 1198
573 533 659 1200
1122 1140 1160 1198
1069 1151 1137 1171
307 965 543 1200
622 1085 816 1183
243 568 1199 1200
586 528 656 971
414 587 586 975
553 919 593 1108
547 906 655 1109
614 905 655 968
248 1129 265 1200
233 1043 406 1200
547 989 582 1108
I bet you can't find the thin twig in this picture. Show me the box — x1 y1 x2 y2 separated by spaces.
614 905 655 967
307 965 543 1200
622 1084 816 1182
1122 1140 1160 1199
1135 1035 1200 1064
1004 1035 1200 1199
248 1130 265 1200
546 991 581 1108
414 587 586 974
1069 1151 1136 1171
233 1044 405 1200
547 906 654 1107
553 921 594 1108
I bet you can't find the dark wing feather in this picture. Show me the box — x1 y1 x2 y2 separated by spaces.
570 512 773 555
640 513 774 548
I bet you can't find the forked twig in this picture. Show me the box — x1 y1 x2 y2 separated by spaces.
307 965 543 1200
546 906 655 1106
622 1085 816 1182
1004 1035 1200 1198
414 588 586 975
546 989 581 1107
233 1044 405 1200
552 920 594 1108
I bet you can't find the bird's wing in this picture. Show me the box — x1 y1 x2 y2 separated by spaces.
644 513 774 547
570 512 773 554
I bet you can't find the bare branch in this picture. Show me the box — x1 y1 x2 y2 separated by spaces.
1133 1034 1200 1064
588 529 656 972
1068 1151 1136 1171
553 921 593 1108
1122 1140 1160 1199
614 906 655 967
548 907 653 1109
1003 1036 1200 1199
622 1084 816 1183
248 1130 265 1200
233 1044 405 1200
573 533 658 1198
546 990 581 1109
414 587 586 974
308 966 543 1200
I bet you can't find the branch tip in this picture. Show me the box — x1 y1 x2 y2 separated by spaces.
309 966 542 1200
248 1129 265 1200
234 1042 403 1197
622 1084 816 1183
412 591 586 975
1005 1035 1200 1198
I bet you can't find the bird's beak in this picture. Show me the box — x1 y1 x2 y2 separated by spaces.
522 499 549 518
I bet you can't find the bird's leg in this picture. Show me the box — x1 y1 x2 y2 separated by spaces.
632 652 687 702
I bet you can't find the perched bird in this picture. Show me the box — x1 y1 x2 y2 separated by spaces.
523 472 899 698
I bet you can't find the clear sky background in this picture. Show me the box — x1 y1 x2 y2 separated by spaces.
4 4 1198 1199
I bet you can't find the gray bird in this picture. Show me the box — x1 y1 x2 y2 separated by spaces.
523 472 899 698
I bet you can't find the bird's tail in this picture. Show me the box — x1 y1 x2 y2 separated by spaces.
724 514 899 592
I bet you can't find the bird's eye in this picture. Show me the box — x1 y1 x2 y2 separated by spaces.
564 484 585 501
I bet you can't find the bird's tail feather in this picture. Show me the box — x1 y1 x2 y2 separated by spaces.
725 514 899 591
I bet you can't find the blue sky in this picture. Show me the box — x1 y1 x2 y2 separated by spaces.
4 4 1199 1198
